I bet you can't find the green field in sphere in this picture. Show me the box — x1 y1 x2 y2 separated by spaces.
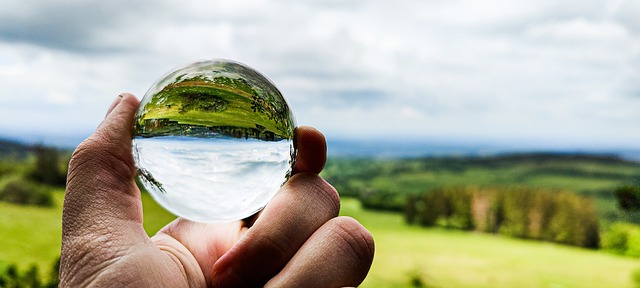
134 60 295 141
132 59 297 222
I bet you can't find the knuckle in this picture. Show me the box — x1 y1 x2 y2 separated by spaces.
67 133 135 187
329 217 375 264
290 173 340 215
256 231 293 265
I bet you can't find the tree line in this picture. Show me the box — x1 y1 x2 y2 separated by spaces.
404 187 600 248
0 144 67 207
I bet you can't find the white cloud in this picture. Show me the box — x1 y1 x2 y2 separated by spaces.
0 0 639 148
526 18 631 42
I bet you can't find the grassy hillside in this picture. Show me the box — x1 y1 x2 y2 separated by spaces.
2 150 639 285
325 154 640 195
0 190 176 278
0 192 63 275
339 198 640 288
1 191 639 287
324 154 640 225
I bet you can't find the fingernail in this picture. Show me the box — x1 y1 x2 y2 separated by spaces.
105 94 124 118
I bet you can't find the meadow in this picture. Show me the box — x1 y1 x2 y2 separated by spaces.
340 198 640 288
1 143 640 287
1 191 640 287
136 74 294 140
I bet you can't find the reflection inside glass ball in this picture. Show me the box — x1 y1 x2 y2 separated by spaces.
132 59 296 222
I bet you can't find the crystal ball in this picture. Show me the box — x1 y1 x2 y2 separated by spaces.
132 59 296 222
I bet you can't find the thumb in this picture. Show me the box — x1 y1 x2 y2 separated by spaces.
61 93 147 280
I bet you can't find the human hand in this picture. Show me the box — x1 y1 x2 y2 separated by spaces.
60 93 374 287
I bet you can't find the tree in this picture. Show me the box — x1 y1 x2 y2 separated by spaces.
614 185 640 211
30 145 66 186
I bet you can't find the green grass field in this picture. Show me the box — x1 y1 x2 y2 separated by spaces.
137 81 294 139
0 191 63 275
1 191 639 287
0 190 177 279
141 85 267 129
340 198 640 288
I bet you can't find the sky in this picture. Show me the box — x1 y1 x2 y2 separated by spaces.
0 0 639 150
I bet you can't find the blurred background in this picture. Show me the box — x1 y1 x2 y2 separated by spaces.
1 0 639 287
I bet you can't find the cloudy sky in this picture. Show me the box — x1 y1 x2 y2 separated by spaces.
0 0 638 149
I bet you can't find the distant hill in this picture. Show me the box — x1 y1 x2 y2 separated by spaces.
327 139 640 162
0 138 32 159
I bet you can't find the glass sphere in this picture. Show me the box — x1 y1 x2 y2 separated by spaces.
132 59 296 222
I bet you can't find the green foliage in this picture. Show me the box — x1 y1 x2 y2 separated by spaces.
0 139 32 160
0 160 22 177
407 268 434 288
45 257 59 288
0 258 58 288
28 145 66 187
498 188 532 238
0 263 18 287
22 265 41 288
626 229 640 257
404 195 419 224
407 187 600 248
602 223 630 254
427 188 473 230
470 189 503 233
633 267 640 288
339 198 640 288
0 141 69 207
360 189 406 211
138 74 295 139
418 190 442 226
0 189 173 286
211 76 255 96
599 222 640 258
178 92 228 113
614 184 640 211
323 154 640 233
0 175 53 207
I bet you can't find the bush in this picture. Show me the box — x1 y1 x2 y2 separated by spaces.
602 223 630 255
0 175 54 207
499 188 534 238
633 267 640 288
28 145 67 186
405 195 419 224
21 265 41 288
614 185 640 211
471 188 503 233
360 189 405 212
0 262 19 287
418 189 446 226
600 223 640 257
0 257 59 288
447 188 473 230
626 228 640 258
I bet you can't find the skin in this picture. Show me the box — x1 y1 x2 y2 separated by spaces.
60 93 375 287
